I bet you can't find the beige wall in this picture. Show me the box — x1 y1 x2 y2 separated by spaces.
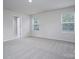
3 9 30 41
31 6 75 42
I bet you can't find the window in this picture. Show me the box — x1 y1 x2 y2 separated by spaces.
62 13 74 32
32 16 39 31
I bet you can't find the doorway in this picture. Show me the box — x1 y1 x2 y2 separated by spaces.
14 16 21 39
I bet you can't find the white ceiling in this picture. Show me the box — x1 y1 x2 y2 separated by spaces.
3 0 75 15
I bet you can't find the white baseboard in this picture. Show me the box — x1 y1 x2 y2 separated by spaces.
3 37 18 42
3 35 30 42
31 36 75 44
3 35 75 44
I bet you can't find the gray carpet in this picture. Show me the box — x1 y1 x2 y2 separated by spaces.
3 37 75 59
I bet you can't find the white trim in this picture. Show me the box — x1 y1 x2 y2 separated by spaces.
62 22 74 23
3 37 18 42
31 36 75 43
3 35 30 42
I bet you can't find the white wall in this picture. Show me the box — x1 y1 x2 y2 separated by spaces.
3 9 30 41
31 6 75 42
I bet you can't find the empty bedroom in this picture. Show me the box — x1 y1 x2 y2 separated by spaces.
3 0 75 59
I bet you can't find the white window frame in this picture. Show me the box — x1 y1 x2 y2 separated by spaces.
61 13 75 33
